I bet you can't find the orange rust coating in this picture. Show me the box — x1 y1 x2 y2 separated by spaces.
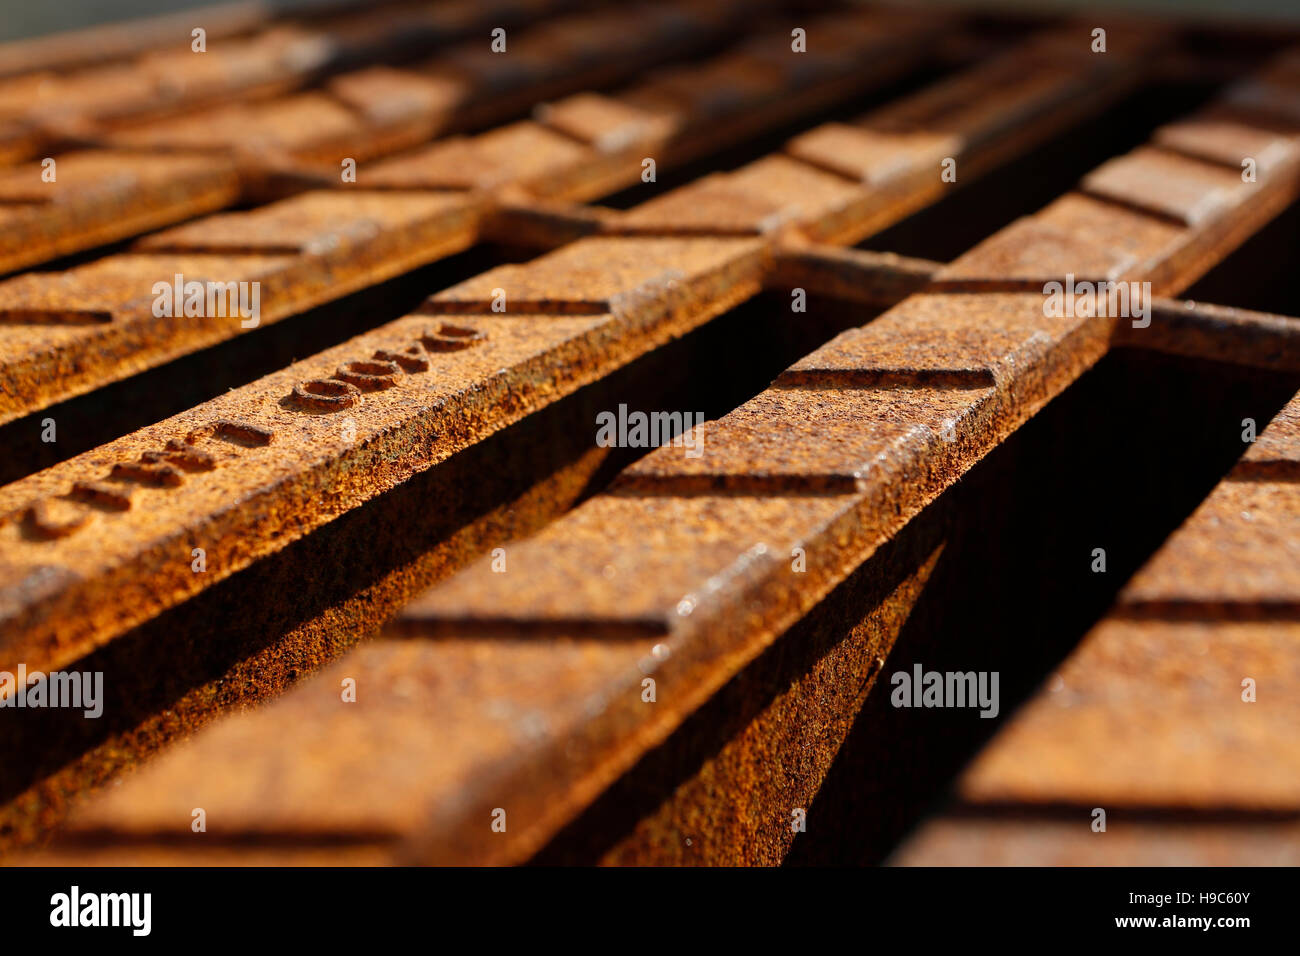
0 8 954 425
1 433 621 857
0 237 767 677
0 0 587 155
44 47 1300 866
893 386 1300 864
94 0 768 170
0 191 484 424
15 24 1300 868
0 0 768 272
1115 297 1300 372
893 818 1300 867
0 152 242 276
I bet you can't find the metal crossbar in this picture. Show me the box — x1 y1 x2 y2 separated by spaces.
1 1 1298 866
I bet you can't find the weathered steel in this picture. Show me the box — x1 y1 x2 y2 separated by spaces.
765 246 941 308
0 2 267 79
362 10 950 205
9 15 1300 869
935 60 1300 292
895 390 1300 865
0 26 1182 863
0 0 584 157
0 0 745 273
45 47 1300 866
98 1 752 172
0 190 484 423
1115 298 1300 372
0 236 767 678
0 9 948 425
0 151 242 276
893 816 1300 867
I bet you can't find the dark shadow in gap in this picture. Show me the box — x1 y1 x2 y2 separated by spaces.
598 65 949 210
858 81 1218 262
1181 198 1300 317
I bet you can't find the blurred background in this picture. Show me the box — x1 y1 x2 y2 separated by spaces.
2 0 1298 43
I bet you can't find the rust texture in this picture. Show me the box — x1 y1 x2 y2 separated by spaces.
1 21 1155 679
0 152 242 276
30 36 1300 868
0 3 267 78
895 389 1300 864
0 6 945 426
99 1 758 173
0 191 484 423
0 236 766 678
1115 297 1300 372
0 0 582 162
765 246 941 308
6 10 1300 868
0 0 737 275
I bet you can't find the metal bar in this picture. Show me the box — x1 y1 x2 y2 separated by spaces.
1116 297 1300 372
0 0 741 277
32 29 1269 866
0 152 242 276
894 388 1300 865
0 0 584 158
0 8 947 424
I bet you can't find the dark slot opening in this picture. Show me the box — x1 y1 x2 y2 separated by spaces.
1181 198 1300 318
597 65 951 209
858 81 1219 262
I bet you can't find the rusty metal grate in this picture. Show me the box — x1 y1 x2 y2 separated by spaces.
0 0 1298 868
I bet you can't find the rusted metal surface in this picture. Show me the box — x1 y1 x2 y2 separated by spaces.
1082 146 1256 227
766 246 941 308
0 190 483 423
0 29 324 143
0 0 583 158
0 2 661 271
0 9 950 425
42 46 1300 866
893 387 1300 865
0 2 267 79
480 200 619 250
362 9 951 205
365 123 598 193
8 14 1300 867
425 236 766 318
98 1 751 172
1118 483 1300 612
1115 297 1300 372
959 619 1300 808
893 818 1300 867
0 151 241 276
1152 114 1300 178
0 0 743 264
0 236 767 678
937 58 1300 292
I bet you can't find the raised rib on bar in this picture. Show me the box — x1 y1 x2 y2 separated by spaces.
33 44 1300 866
0 8 951 425
894 388 1300 865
